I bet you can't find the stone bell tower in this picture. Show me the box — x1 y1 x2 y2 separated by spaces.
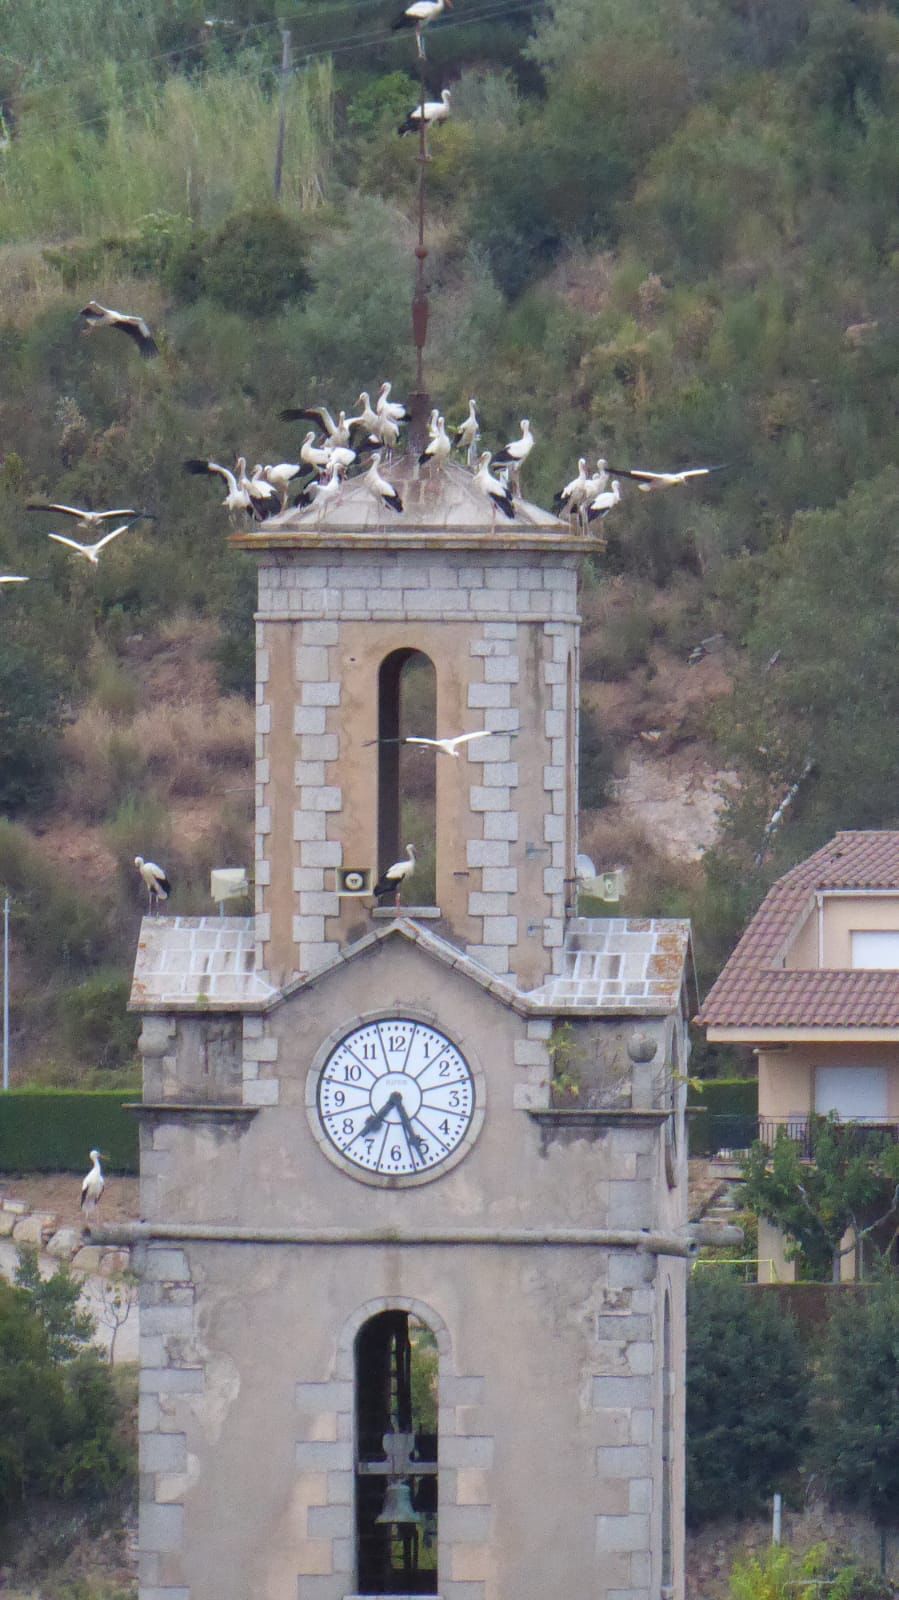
117 454 695 1600
242 460 580 992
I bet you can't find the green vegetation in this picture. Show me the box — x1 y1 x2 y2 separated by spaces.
0 1263 132 1533
0 1091 139 1173
688 1078 758 1156
815 1277 899 1527
742 1117 899 1281
686 1272 809 1525
729 1544 893 1600
5 0 899 1070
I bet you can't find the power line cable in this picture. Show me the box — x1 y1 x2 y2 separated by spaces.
8 0 541 143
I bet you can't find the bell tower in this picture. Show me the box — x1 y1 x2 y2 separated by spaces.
238 464 581 993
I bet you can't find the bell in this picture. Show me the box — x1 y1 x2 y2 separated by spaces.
376 1480 424 1525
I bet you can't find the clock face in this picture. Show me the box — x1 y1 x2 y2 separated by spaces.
316 1018 476 1179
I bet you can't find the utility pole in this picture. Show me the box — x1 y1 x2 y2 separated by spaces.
273 26 292 200
2 894 9 1091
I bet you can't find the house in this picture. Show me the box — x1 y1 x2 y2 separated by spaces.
698 831 899 1281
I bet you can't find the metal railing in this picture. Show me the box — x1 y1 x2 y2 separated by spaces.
694 1113 899 1160
757 1116 899 1159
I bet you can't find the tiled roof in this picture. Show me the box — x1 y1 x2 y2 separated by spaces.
130 917 277 1010
698 831 899 1029
130 914 691 1017
528 917 692 1013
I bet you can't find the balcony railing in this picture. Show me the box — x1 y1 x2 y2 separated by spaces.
691 1113 899 1160
757 1115 899 1159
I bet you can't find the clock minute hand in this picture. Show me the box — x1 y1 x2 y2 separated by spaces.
394 1094 426 1158
360 1090 401 1139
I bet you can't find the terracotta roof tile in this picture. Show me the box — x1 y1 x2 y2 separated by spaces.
698 832 899 1029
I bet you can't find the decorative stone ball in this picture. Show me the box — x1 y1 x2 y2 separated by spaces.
626 1030 658 1064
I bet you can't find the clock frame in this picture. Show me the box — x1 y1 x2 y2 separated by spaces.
306 1012 485 1187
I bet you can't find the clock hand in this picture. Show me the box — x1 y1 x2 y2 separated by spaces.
360 1090 401 1138
394 1094 426 1158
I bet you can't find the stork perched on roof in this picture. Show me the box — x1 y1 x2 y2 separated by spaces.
79 300 159 358
472 451 515 522
135 855 171 913
281 404 351 450
492 419 534 475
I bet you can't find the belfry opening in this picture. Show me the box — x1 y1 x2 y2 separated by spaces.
377 648 437 904
355 1310 439 1596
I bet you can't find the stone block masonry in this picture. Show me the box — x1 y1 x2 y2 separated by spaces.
254 546 581 990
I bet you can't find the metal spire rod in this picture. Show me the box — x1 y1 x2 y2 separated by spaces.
408 29 432 451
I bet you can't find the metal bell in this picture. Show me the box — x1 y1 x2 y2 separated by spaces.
376 1480 424 1525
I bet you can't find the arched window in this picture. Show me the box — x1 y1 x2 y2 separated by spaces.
377 650 437 904
355 1310 439 1595
661 1290 674 1595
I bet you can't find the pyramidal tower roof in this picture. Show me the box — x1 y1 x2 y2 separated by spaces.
232 454 594 551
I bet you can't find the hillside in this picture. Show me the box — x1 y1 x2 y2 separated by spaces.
5 0 899 1076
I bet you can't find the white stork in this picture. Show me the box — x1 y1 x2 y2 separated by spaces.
553 459 589 518
607 462 727 493
365 453 404 515
376 382 410 424
296 461 346 520
398 88 451 136
80 1149 105 1214
586 480 621 522
492 419 534 472
372 844 417 909
135 855 171 913
281 404 351 449
26 502 154 530
48 524 131 564
0 575 28 587
418 416 451 469
260 460 305 507
472 451 515 522
453 398 480 460
183 458 251 517
392 0 451 56
79 300 159 358
407 730 491 757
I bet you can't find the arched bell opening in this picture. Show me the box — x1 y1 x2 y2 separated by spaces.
354 1309 439 1595
377 649 437 905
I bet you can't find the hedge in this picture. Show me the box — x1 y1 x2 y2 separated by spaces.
688 1077 758 1157
0 1090 139 1173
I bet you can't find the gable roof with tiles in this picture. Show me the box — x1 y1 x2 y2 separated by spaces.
130 912 692 1017
698 831 899 1030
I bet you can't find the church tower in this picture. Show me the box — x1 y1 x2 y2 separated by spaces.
120 460 695 1600
246 460 579 992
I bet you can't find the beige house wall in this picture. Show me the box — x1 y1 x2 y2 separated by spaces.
820 894 899 967
758 1041 899 1120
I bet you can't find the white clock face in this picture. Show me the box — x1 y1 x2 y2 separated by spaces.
316 1018 476 1178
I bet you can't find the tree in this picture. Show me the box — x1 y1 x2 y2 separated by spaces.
815 1277 899 1533
741 1117 899 1282
14 1245 96 1362
686 1271 809 1525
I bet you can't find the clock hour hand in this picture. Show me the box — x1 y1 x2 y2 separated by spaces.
360 1090 401 1139
394 1095 426 1159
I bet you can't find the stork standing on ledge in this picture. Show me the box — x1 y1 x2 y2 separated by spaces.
135 855 171 913
373 844 417 911
473 451 515 522
81 1149 105 1214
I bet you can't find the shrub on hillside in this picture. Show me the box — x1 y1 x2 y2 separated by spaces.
686 1272 809 1525
0 640 65 813
202 206 313 317
57 972 140 1071
815 1276 899 1528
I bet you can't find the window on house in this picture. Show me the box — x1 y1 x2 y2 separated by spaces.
850 930 899 969
354 1310 439 1595
377 650 436 904
814 1066 888 1121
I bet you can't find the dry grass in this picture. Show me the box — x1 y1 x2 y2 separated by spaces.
62 695 253 817
0 243 62 326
